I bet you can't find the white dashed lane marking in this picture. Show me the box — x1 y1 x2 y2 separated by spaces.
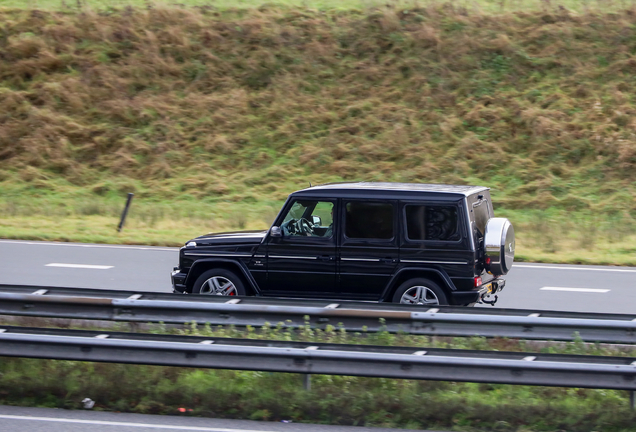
540 287 610 293
45 263 114 270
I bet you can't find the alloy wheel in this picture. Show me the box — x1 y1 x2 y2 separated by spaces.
200 276 237 296
400 285 440 306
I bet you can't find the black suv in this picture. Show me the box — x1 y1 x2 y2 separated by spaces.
171 182 515 306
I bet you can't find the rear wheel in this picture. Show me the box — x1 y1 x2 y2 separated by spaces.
392 278 448 306
192 269 246 296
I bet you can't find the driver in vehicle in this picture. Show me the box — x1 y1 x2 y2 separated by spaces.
281 201 334 238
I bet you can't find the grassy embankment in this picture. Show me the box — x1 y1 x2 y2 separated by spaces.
1 320 636 431
2 2 636 263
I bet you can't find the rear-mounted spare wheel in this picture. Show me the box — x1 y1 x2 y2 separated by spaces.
484 218 515 276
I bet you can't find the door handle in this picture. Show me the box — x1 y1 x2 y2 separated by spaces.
319 255 333 261
379 257 395 264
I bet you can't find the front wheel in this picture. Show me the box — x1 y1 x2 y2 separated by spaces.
392 278 448 306
192 269 246 296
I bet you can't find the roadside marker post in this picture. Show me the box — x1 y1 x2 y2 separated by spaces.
117 193 134 233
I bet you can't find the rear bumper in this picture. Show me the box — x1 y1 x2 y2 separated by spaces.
450 278 505 305
491 278 505 293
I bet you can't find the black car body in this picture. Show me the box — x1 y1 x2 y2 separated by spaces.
171 182 515 306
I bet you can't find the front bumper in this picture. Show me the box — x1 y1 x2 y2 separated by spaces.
171 269 187 293
449 278 505 305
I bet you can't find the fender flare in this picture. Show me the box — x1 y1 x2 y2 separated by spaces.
186 258 261 295
380 267 457 301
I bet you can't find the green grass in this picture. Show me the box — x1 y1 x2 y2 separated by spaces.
2 3 636 264
1 321 636 431
4 358 634 431
3 0 636 13
2 193 636 265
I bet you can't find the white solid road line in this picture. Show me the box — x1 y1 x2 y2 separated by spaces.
45 263 114 270
0 240 177 252
515 264 636 273
540 287 610 293
0 414 267 431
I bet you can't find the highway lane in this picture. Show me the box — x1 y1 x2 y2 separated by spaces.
0 240 176 293
0 239 635 313
489 262 636 313
0 406 439 432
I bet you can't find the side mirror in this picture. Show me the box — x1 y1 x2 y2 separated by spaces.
312 216 322 225
270 226 282 237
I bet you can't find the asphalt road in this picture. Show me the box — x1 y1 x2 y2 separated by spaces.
0 405 439 432
0 239 635 313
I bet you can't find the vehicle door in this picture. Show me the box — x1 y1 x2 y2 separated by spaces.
264 199 337 297
338 200 399 300
399 200 473 289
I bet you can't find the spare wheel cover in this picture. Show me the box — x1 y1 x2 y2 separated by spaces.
484 217 515 275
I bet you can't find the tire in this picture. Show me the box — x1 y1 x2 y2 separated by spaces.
191 269 246 296
392 278 448 306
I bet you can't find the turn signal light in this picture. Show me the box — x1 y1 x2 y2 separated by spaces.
474 277 482 287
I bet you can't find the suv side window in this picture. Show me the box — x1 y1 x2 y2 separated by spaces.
405 205 460 241
345 201 394 240
281 200 334 238
472 199 491 237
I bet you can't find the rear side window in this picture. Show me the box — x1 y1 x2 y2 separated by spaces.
345 202 394 239
405 205 460 241
473 199 490 236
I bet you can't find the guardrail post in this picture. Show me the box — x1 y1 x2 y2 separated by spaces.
303 374 311 391
631 391 635 410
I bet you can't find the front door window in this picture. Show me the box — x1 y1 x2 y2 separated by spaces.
281 200 334 238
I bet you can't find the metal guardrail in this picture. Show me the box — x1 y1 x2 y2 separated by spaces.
1 284 636 343
0 325 635 390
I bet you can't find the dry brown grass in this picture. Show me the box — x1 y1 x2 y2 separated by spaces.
0 5 635 224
